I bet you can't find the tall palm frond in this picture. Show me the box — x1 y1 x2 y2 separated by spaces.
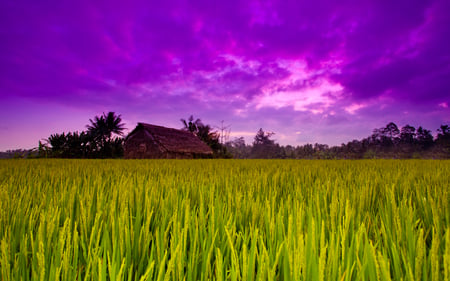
104 112 126 137
180 115 203 134
87 115 107 141
87 112 125 142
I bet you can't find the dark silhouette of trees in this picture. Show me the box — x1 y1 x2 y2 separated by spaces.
437 125 450 143
225 137 251 159
296 143 315 159
196 123 222 156
340 140 364 159
370 122 400 151
416 126 434 150
253 128 275 146
435 125 450 155
397 125 417 157
104 112 126 139
364 123 441 158
180 115 202 134
47 133 68 157
400 125 416 144
224 122 449 159
37 141 50 158
251 128 280 158
46 131 93 158
87 115 107 146
42 112 125 158
180 115 230 158
86 112 125 158
383 122 400 142
22 115 449 160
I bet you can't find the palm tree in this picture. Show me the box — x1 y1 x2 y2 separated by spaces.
87 112 126 157
180 115 227 156
180 115 203 134
104 112 126 141
87 115 107 143
47 133 68 157
87 112 125 143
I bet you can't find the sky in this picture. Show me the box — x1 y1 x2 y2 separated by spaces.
1 0 449 150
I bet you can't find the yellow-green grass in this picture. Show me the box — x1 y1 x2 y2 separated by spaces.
0 159 449 280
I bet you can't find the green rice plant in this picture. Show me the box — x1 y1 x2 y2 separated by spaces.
0 159 448 280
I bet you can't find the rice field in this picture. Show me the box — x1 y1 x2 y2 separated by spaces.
0 159 449 280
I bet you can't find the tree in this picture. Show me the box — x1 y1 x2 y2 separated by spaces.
87 112 125 157
180 115 203 134
66 131 92 158
180 115 229 157
104 112 126 141
225 137 250 159
197 124 222 154
437 125 449 142
37 140 50 158
436 125 450 157
230 137 246 148
342 139 364 159
87 112 125 144
396 125 416 157
48 133 68 157
253 128 275 146
87 115 106 140
400 125 416 144
293 144 314 159
251 128 279 158
416 126 433 149
371 127 389 147
368 122 401 156
382 122 400 144
46 131 93 158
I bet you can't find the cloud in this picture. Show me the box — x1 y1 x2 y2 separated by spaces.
0 0 449 150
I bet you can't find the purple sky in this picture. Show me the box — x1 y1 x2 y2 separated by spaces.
1 0 449 150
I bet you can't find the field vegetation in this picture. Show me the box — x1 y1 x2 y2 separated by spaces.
0 159 449 280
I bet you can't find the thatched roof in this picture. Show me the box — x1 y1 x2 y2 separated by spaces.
126 123 213 155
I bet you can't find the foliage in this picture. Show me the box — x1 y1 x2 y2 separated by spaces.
0 149 36 159
4 118 447 159
181 115 230 158
180 115 203 134
226 123 450 159
0 159 449 280
86 112 126 157
226 137 252 159
41 112 125 159
251 128 281 159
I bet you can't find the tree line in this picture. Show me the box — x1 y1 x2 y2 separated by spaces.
35 112 126 158
1 113 448 159
225 122 450 159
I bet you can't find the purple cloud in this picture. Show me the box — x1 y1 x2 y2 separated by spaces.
0 0 449 150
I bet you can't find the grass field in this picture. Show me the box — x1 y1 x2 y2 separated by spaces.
0 159 449 280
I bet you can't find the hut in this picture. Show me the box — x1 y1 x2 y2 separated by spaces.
124 123 213 159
